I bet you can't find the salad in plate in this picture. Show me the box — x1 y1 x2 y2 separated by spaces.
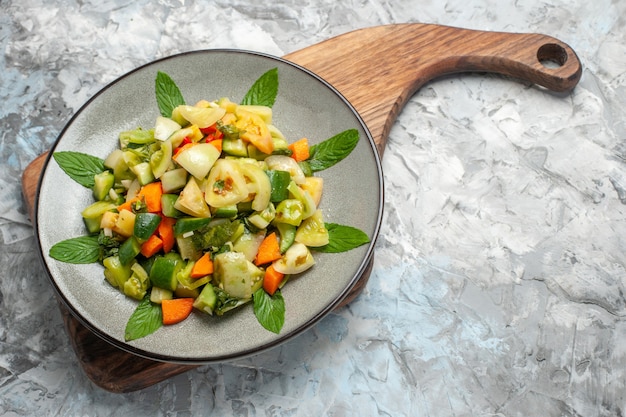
49 68 369 341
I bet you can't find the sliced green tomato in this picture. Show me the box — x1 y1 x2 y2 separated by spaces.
134 212 162 241
237 105 272 124
300 176 323 207
154 116 181 141
274 199 304 226
174 105 226 128
287 181 316 220
265 155 306 185
160 167 188 193
123 276 147 300
130 161 155 186
213 251 264 300
232 229 266 262
150 138 173 179
295 209 329 247
217 97 238 112
272 242 315 275
238 162 271 212
175 177 211 218
104 149 134 182
103 255 132 289
125 178 141 201
169 125 203 147
204 159 249 208
119 128 155 147
173 142 221 180
267 124 285 140
122 150 143 168
235 108 273 155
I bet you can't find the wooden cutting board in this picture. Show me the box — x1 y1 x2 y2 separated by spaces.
21 23 581 393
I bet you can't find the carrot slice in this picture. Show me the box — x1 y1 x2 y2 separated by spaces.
139 181 163 213
158 216 176 253
140 234 163 258
254 232 282 265
161 298 195 325
263 264 284 296
190 252 214 278
288 138 310 162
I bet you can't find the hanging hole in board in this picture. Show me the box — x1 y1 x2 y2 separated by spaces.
537 43 568 69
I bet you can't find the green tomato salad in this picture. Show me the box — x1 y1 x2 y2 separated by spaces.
49 68 370 341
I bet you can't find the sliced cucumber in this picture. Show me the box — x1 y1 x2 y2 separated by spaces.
149 252 183 291
173 216 212 236
193 283 217 315
93 171 115 201
161 194 185 218
119 236 142 265
222 138 249 157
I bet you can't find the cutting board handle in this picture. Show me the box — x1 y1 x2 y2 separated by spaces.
285 23 582 156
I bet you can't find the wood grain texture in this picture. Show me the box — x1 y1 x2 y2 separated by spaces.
284 24 581 157
20 24 582 392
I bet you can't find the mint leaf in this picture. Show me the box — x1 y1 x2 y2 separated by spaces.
53 151 105 188
241 68 278 107
316 223 370 253
155 71 185 118
49 235 102 263
253 288 285 333
125 295 163 341
308 129 359 172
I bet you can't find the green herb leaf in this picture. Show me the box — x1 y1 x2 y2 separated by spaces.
307 129 359 172
49 235 102 263
125 295 163 341
241 68 278 107
155 71 185 118
253 288 285 333
316 223 370 253
53 151 105 188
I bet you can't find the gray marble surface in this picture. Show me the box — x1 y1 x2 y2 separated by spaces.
1 0 625 415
